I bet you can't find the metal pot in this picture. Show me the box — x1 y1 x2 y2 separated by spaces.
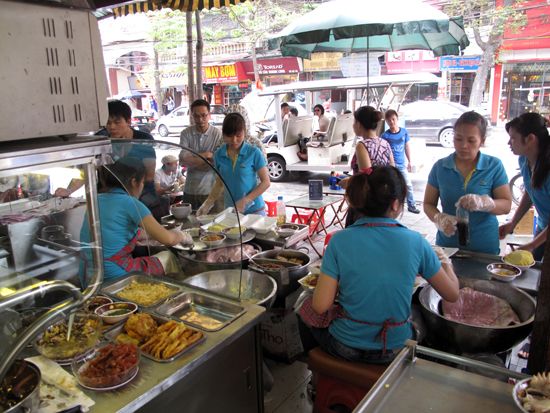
1 360 41 413
175 243 261 278
418 278 535 354
249 249 310 298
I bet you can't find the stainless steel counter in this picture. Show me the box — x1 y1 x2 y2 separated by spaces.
354 343 528 413
85 289 266 413
451 250 540 295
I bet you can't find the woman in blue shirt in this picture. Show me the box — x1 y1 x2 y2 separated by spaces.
80 158 191 282
300 166 458 363
499 112 550 260
198 113 270 215
424 111 512 254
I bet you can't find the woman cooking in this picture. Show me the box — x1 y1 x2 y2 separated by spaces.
424 111 512 254
80 157 192 282
197 113 270 215
299 166 459 363
499 112 550 260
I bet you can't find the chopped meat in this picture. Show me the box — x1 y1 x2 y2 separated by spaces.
442 287 520 327
197 244 259 263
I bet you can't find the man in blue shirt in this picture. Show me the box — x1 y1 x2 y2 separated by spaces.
381 110 420 213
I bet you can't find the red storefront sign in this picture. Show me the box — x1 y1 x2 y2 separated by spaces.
501 0 550 51
240 57 301 79
203 63 247 84
385 51 440 74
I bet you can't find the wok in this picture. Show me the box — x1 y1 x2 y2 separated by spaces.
249 249 310 298
418 278 535 354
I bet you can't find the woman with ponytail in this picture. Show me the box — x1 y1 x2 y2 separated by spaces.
499 112 550 260
299 166 458 364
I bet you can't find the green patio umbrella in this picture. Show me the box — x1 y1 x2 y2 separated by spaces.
273 0 469 100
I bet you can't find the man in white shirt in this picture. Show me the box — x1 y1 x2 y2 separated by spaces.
179 99 223 210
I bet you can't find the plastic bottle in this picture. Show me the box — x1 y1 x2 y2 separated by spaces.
276 196 286 225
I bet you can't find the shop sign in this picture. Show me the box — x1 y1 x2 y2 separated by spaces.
385 51 440 74
340 53 381 77
503 3 550 50
203 63 245 84
440 56 481 72
240 57 301 77
302 52 343 72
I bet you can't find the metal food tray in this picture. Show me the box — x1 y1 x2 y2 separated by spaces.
101 273 183 309
154 291 245 332
172 229 256 252
104 312 205 363
354 342 528 413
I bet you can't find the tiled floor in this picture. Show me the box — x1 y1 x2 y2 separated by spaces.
264 358 313 413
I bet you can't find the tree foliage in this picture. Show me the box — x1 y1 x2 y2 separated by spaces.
444 0 527 109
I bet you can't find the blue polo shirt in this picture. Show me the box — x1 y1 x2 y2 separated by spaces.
381 127 409 168
321 217 440 351
428 152 508 254
80 188 151 280
214 142 267 214
519 155 550 231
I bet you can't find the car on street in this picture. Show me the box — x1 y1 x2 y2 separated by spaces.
155 104 227 137
131 109 156 133
155 106 190 137
400 100 489 148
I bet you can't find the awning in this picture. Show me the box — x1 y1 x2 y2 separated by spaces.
111 0 251 17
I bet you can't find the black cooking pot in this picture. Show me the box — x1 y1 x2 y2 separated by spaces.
1 360 41 413
249 249 310 298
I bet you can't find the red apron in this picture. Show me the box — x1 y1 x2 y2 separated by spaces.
106 230 165 276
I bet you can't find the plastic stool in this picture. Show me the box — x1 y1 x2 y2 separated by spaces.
291 209 325 235
307 347 387 413
265 200 277 217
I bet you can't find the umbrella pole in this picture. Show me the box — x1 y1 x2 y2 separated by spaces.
367 36 370 105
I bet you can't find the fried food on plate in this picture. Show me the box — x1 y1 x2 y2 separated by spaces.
140 320 203 360
125 313 157 341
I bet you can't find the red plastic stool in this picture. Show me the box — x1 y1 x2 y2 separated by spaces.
291 208 325 235
307 348 387 413
265 200 277 217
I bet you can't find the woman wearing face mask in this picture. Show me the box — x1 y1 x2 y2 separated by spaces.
424 111 512 254
154 154 186 195
80 157 192 282
499 112 550 260
197 113 270 215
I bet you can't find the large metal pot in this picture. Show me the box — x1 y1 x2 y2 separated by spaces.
176 243 261 277
182 269 277 309
1 360 41 413
249 249 310 298
418 278 535 354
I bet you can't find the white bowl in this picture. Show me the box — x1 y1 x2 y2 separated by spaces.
196 214 217 225
223 226 247 240
512 377 532 413
171 203 192 219
486 262 521 282
95 302 138 324
200 233 226 247
501 255 535 271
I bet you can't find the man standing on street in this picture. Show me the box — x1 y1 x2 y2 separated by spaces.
381 109 421 214
179 99 223 210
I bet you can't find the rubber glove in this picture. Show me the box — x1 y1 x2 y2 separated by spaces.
456 194 495 212
196 199 214 216
432 246 451 265
172 230 193 245
433 212 457 237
